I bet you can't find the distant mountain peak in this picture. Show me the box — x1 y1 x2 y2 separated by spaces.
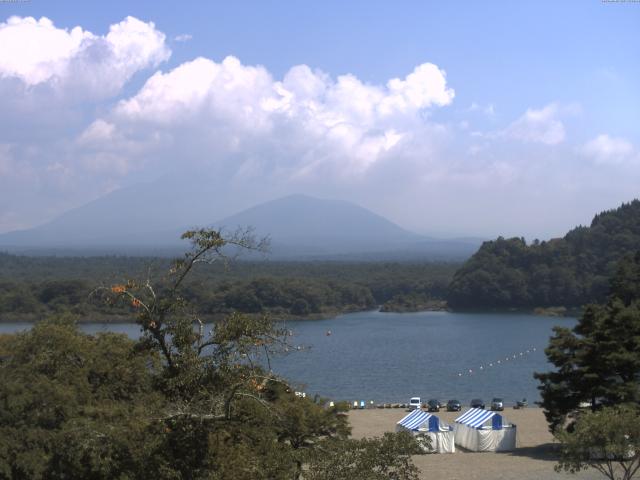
215 194 419 245
0 188 481 260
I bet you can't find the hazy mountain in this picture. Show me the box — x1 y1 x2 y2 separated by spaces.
212 195 481 259
0 185 481 259
0 172 237 251
216 194 416 250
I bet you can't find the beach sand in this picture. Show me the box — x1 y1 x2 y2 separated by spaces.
348 407 602 480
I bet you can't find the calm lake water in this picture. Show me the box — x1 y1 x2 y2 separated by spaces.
0 310 575 406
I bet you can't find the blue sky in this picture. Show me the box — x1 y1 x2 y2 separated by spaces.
0 0 639 238
8 0 638 131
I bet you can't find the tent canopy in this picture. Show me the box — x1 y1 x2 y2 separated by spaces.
397 409 451 432
455 408 504 430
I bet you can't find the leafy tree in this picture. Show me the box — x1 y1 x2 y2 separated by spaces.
555 405 640 480
0 314 162 479
305 432 421 480
95 228 345 478
535 252 640 432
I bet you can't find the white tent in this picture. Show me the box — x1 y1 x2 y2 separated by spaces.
396 409 455 453
454 408 516 452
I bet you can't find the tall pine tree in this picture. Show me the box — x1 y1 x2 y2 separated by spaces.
535 252 640 432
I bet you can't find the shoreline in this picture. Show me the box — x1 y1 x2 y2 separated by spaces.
0 304 580 324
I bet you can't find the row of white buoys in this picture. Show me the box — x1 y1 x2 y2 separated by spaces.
456 347 537 377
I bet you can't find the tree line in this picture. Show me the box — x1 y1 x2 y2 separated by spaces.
0 255 456 321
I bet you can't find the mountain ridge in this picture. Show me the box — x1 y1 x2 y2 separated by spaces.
0 189 481 260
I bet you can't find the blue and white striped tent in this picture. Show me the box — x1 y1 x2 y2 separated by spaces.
397 409 440 432
455 408 503 429
396 409 455 453
454 408 516 452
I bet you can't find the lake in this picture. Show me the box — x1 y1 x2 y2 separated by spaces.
0 310 575 406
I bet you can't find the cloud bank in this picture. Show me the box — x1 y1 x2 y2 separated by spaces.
0 15 638 238
78 56 454 179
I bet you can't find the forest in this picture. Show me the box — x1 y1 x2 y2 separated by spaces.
0 254 457 322
447 200 640 310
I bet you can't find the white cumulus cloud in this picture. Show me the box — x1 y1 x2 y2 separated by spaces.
91 57 454 176
0 15 170 96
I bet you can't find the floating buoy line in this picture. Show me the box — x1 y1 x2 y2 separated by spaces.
455 346 538 378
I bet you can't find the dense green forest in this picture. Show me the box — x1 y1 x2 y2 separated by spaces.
448 200 640 309
0 254 457 321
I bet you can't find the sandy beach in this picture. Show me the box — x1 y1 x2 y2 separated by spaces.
348 407 602 480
